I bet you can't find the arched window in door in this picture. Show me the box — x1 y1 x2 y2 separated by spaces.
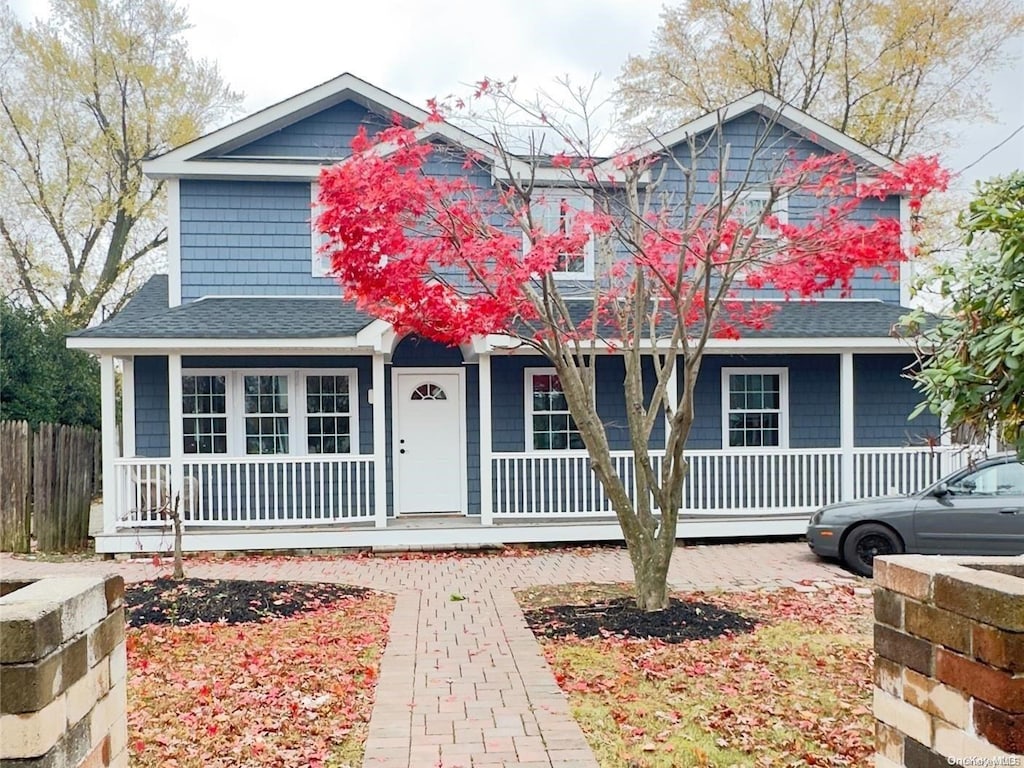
411 383 447 401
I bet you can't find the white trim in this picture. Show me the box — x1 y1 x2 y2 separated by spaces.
523 189 595 281
166 180 181 306
391 367 468 515
479 354 494 526
121 357 136 458
371 355 387 529
93 516 811 553
100 355 118 533
480 333 914 354
67 336 364 352
168 354 185 504
899 196 913 307
720 366 790 450
601 91 895 175
840 353 855 500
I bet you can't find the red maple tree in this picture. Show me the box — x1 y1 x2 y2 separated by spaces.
316 82 947 610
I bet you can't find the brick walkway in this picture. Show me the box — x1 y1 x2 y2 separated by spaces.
1 542 851 767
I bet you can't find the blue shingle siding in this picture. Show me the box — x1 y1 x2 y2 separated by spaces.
490 354 664 453
465 365 481 515
660 112 901 303
854 354 939 446
134 356 170 457
686 354 841 450
391 335 465 366
180 180 339 300
221 102 385 159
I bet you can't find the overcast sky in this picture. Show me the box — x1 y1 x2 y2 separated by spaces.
9 0 1024 188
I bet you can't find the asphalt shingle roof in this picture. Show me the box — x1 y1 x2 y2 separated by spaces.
71 274 912 341
71 275 374 339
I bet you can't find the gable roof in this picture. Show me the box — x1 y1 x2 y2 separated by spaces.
596 91 895 176
143 72 505 181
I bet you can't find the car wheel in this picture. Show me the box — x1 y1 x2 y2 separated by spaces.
842 523 904 577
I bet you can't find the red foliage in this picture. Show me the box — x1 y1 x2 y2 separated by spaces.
315 110 947 347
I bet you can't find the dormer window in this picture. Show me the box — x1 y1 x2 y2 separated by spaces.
523 189 594 280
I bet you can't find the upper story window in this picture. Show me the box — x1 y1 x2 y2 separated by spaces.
721 367 789 449
523 189 594 280
526 368 584 450
311 182 333 277
730 189 788 240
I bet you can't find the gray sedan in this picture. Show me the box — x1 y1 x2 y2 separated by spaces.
806 454 1024 576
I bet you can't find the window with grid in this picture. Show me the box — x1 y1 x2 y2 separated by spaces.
724 370 786 448
528 371 584 450
524 190 594 279
305 374 352 454
244 375 290 454
181 375 227 454
731 190 788 240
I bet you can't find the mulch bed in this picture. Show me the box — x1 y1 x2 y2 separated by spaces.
125 577 369 627
522 596 757 644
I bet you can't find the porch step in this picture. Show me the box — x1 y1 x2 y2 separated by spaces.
371 542 505 555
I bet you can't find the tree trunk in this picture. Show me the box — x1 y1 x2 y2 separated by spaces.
626 530 673 611
170 492 184 580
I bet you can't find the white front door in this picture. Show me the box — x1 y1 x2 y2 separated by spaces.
394 371 464 514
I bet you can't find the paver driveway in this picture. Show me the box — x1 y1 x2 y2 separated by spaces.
1 541 851 767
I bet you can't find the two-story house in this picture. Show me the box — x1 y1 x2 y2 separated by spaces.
68 73 958 555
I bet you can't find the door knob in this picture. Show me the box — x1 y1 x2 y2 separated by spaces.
400 449 406 454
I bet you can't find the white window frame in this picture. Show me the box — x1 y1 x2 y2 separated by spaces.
310 182 333 278
721 367 789 450
524 367 587 451
180 372 229 455
731 189 789 240
522 188 595 281
180 367 360 457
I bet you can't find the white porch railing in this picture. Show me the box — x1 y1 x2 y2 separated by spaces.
491 446 964 519
113 455 376 528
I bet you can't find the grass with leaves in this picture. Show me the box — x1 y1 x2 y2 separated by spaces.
517 584 874 767
127 585 393 768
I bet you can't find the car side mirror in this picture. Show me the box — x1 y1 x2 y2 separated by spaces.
932 481 949 497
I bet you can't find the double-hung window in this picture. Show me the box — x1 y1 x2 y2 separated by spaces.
180 369 358 457
722 368 788 449
523 189 594 280
310 182 333 277
526 368 584 450
730 189 788 240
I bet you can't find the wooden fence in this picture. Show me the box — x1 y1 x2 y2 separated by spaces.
0 421 101 553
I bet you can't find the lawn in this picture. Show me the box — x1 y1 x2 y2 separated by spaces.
517 583 874 767
125 578 394 768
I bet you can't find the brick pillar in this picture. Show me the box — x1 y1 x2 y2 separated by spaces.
1 575 128 768
872 555 1023 765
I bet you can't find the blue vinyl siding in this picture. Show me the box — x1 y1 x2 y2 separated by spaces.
490 354 664 452
659 112 901 303
854 354 939 446
688 354 841 450
134 356 170 457
180 180 338 300
221 102 384 159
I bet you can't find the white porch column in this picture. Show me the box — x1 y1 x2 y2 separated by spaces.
121 356 136 458
167 353 185 512
372 353 387 529
840 352 855 501
100 354 118 533
479 353 494 525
